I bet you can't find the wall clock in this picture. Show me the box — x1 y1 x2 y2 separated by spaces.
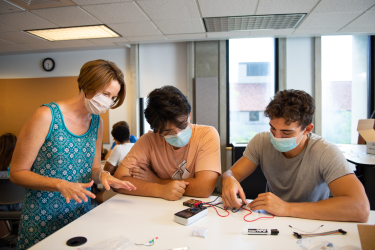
42 58 55 71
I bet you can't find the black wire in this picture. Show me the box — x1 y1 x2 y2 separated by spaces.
231 203 246 213
203 196 220 205
203 202 227 211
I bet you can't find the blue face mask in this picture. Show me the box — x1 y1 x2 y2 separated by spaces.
164 124 192 148
270 130 304 153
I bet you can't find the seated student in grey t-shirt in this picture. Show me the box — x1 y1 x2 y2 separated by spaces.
222 89 370 222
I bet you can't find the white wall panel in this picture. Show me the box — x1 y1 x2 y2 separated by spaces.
286 37 314 97
139 42 187 97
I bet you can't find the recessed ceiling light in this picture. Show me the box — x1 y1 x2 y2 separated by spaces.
25 25 121 41
204 14 306 32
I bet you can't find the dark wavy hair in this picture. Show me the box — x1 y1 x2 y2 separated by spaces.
111 125 130 144
144 86 191 134
264 89 315 129
0 133 17 171
113 121 129 130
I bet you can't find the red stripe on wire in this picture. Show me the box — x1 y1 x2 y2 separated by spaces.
205 204 230 217
242 207 274 222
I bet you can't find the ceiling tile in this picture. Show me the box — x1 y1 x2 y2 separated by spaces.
0 31 47 44
166 33 206 39
345 11 375 28
0 43 27 52
0 12 57 30
114 41 130 46
339 27 375 33
53 39 97 48
314 0 375 13
155 18 205 34
108 22 161 36
197 0 257 17
250 29 294 36
137 0 200 21
207 31 249 38
293 28 338 35
72 0 132 5
22 42 65 50
81 2 149 24
0 38 13 45
88 37 129 46
0 23 17 32
31 6 101 27
298 12 361 29
126 35 166 41
256 0 319 15
0 1 24 14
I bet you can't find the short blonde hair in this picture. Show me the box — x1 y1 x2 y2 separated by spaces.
78 59 125 109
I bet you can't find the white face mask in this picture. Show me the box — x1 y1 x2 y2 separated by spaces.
84 93 113 115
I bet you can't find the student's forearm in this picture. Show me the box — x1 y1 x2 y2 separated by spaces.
181 177 215 198
10 170 65 191
286 196 370 222
114 176 165 198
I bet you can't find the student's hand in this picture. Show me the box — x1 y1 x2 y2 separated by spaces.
160 180 189 201
222 176 247 208
248 192 290 216
101 172 137 191
130 163 161 183
57 180 96 204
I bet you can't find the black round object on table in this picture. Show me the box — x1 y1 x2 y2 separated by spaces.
66 236 87 247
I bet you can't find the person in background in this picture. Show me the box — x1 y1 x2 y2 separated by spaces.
222 89 369 223
0 133 17 177
96 125 134 204
10 60 136 249
114 85 221 201
105 121 137 160
0 133 21 239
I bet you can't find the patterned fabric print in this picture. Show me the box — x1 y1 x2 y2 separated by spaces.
17 103 100 250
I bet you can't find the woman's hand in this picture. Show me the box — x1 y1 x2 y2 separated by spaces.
101 172 137 191
57 180 96 204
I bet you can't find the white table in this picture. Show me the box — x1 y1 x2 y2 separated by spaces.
336 144 375 210
336 144 375 165
29 195 375 250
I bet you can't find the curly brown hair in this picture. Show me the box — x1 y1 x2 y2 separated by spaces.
264 89 315 129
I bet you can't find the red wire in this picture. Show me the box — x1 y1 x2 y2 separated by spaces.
205 204 230 217
242 207 274 222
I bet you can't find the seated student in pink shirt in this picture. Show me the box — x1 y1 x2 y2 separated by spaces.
114 86 221 200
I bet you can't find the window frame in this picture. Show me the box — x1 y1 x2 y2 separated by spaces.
368 35 375 118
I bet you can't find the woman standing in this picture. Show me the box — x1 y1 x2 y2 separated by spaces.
10 60 136 249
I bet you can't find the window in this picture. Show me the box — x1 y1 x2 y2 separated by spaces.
140 97 151 136
240 62 270 76
249 111 259 122
321 36 369 144
228 38 276 144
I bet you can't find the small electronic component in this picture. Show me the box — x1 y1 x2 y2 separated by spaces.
174 207 208 226
293 229 347 239
183 199 203 208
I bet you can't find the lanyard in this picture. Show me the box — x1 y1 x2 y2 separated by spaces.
170 144 187 168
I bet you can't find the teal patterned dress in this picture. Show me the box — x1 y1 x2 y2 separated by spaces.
17 102 100 250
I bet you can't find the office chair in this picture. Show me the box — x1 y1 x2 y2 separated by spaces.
0 179 25 248
0 178 25 237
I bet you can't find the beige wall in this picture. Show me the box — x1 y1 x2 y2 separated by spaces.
0 76 109 143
